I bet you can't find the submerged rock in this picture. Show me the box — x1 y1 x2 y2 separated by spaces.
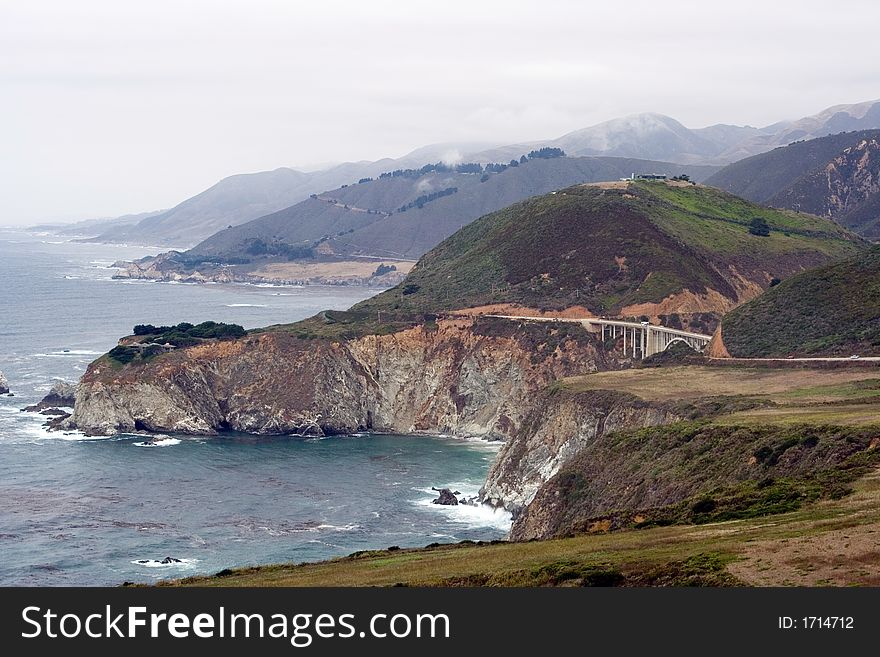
431 487 460 506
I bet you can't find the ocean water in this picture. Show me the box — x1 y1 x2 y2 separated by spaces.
0 231 510 585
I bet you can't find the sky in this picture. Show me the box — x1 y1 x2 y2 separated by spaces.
1 0 879 224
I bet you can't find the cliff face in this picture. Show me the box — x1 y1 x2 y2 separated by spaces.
770 136 880 237
480 389 681 514
69 319 611 437
510 423 880 541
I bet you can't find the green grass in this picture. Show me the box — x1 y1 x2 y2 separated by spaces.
250 309 432 341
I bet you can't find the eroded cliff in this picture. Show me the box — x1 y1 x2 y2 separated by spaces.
69 317 613 437
480 389 681 514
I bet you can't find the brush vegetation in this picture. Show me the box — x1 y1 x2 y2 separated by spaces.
720 246 880 357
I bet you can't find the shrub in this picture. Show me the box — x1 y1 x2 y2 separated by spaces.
372 263 397 277
108 346 138 364
748 217 770 236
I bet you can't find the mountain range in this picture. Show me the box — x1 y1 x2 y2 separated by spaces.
67 99 880 249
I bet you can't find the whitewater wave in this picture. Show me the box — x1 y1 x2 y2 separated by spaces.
18 421 97 442
133 436 181 448
249 283 304 289
412 485 512 532
314 523 361 532
225 303 267 307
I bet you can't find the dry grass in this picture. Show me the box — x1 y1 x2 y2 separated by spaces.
251 260 414 280
560 366 880 402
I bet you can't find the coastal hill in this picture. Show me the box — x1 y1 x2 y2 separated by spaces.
706 130 880 238
353 180 864 324
715 246 880 357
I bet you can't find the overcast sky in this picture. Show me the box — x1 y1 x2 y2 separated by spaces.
1 0 878 224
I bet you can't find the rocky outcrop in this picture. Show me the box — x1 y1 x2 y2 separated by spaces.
480 389 681 514
67 318 611 437
431 488 460 506
23 381 77 412
0 370 8 394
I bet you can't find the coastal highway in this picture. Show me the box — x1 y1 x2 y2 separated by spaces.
708 357 880 363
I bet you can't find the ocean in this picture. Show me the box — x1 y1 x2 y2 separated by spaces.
0 231 510 585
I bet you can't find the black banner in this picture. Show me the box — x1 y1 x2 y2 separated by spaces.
1 587 875 654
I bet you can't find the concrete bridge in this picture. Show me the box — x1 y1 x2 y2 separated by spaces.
485 315 713 359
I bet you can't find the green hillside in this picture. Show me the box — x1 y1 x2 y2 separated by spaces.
720 246 880 357
353 181 864 316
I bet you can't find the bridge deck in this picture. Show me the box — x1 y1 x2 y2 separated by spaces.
484 315 712 342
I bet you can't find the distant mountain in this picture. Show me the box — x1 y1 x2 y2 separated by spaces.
189 156 719 261
552 113 763 164
717 246 880 357
353 181 864 321
90 168 312 247
706 130 880 237
87 99 880 247
472 100 880 166
30 210 164 237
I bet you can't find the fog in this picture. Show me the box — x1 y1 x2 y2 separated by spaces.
2 0 878 223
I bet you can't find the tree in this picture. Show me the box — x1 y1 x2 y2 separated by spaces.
520 155 527 164
527 147 565 159
749 217 771 237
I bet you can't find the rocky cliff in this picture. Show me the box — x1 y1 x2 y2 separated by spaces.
480 389 681 514
68 318 614 437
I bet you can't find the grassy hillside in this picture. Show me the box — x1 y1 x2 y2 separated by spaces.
353 181 863 316
706 130 880 237
189 157 718 260
720 246 880 357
